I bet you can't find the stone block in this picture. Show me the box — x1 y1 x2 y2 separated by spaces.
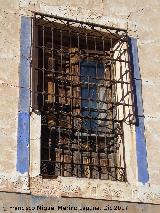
145 118 160 185
142 82 160 116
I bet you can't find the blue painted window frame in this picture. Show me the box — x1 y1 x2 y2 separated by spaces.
16 17 31 174
129 37 149 184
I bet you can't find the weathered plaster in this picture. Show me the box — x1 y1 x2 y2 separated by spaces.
30 112 41 177
0 174 29 193
30 175 160 204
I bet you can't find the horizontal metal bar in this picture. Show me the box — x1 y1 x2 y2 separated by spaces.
33 11 127 33
41 160 125 168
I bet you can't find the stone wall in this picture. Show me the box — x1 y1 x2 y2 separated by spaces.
0 191 160 213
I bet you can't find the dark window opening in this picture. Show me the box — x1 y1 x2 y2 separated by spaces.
32 13 135 181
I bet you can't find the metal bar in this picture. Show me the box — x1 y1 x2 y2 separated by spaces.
33 11 127 32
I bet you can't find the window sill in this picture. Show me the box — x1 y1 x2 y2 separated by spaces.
29 175 160 204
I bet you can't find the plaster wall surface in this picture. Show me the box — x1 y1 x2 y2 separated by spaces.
0 0 160 205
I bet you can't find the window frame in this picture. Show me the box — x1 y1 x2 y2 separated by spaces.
29 12 138 185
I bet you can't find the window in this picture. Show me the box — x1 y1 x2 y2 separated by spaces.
32 13 135 181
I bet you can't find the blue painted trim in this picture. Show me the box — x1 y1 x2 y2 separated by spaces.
135 117 149 184
16 17 31 174
129 37 149 184
16 112 30 173
19 16 31 113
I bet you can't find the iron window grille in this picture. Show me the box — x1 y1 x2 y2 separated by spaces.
32 12 135 181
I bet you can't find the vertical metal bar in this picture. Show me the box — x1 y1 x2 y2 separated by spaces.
127 39 136 124
86 33 88 62
121 121 126 181
94 36 97 52
102 37 105 53
30 17 33 110
60 30 63 73
112 37 117 174
51 26 56 173
87 75 90 138
42 25 45 107
77 32 82 177
103 37 107 179
51 27 54 80
49 139 51 161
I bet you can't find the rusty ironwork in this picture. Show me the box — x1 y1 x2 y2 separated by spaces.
32 12 135 181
